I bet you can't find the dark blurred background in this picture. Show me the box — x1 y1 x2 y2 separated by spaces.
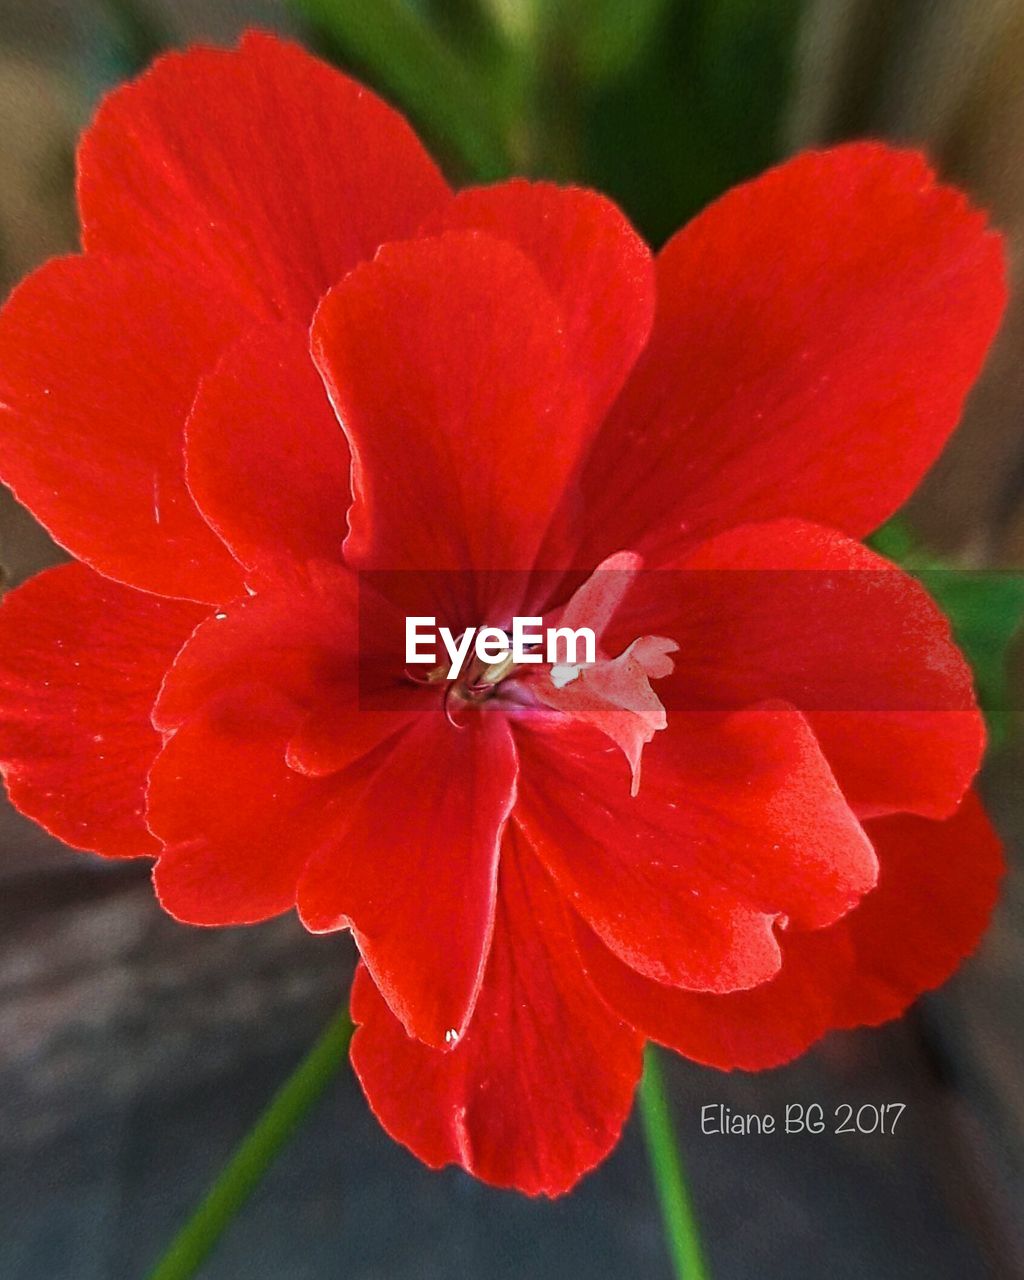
1 2 1023 1277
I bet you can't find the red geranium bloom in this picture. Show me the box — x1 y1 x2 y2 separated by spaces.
0 33 1007 1194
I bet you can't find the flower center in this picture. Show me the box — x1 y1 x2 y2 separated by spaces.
395 554 677 789
408 628 536 707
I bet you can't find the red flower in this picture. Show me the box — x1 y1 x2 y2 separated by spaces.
0 32 1007 1195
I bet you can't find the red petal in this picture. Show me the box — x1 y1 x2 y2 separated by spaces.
186 323 349 578
612 519 983 819
583 790 1003 1069
581 144 1006 562
152 560 415 753
550 549 642 636
78 32 451 322
578 913 856 1072
350 832 643 1195
150 567 420 926
150 694 342 925
532 551 675 792
0 255 247 603
424 180 654 420
154 562 360 731
298 710 517 1048
312 231 593 585
536 634 676 795
832 791 1004 1027
0 564 204 857
513 705 876 992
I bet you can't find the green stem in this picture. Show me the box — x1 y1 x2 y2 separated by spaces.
638 1046 711 1280
146 1006 354 1280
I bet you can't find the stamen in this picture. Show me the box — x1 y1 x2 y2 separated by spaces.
443 683 466 729
404 668 434 686
404 662 450 686
409 627 534 724
477 652 517 686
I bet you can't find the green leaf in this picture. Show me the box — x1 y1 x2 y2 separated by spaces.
290 0 514 180
922 571 1024 744
570 0 671 87
579 0 804 245
872 520 1024 743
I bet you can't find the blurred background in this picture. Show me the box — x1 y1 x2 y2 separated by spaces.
1 1 1023 1276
